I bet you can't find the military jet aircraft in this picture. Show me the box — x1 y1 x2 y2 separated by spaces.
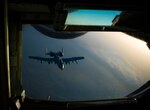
29 49 84 70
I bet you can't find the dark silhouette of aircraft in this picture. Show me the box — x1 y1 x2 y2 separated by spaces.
29 49 84 70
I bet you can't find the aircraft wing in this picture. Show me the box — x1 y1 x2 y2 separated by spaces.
62 57 84 64
29 56 54 64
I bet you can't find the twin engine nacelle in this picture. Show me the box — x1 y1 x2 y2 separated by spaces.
45 52 55 57
45 51 64 57
58 52 64 57
50 52 55 57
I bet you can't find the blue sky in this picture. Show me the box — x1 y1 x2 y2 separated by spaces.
65 9 121 26
22 25 150 101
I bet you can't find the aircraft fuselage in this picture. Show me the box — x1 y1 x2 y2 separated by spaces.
53 54 64 70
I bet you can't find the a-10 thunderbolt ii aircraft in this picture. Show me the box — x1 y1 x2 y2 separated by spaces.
29 48 84 70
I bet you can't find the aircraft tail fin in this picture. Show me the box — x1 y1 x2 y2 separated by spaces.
45 48 49 55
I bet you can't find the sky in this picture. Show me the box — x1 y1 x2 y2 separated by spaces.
65 9 121 26
22 24 150 101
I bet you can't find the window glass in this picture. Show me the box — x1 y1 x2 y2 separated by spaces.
22 24 150 101
65 9 121 26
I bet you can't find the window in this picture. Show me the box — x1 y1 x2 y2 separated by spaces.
65 9 121 26
22 24 150 101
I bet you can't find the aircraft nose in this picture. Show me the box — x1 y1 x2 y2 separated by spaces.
61 64 65 70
